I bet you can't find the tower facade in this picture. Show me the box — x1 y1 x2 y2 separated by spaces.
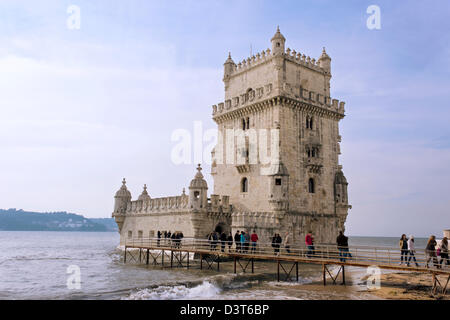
211 28 351 244
112 28 351 246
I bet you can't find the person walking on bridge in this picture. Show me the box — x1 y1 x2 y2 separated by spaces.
284 232 292 254
227 232 233 252
305 231 315 258
240 231 247 253
220 232 227 252
234 230 241 253
439 237 449 267
244 231 251 253
157 230 161 247
336 231 350 262
406 235 419 267
399 234 409 265
250 231 259 254
426 235 438 268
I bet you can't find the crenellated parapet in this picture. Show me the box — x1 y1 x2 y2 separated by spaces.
212 87 346 122
126 194 189 215
225 46 329 79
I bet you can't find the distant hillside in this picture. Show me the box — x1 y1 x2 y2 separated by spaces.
0 209 118 232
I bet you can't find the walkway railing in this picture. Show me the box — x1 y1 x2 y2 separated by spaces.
124 237 450 272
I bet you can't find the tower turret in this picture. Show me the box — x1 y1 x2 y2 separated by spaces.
268 161 289 211
114 178 132 213
188 164 208 210
318 47 331 74
138 184 151 201
334 167 348 206
223 52 236 80
271 26 286 56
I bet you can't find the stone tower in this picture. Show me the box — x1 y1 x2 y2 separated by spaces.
211 27 351 244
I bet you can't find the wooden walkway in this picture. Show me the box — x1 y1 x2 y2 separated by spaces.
123 238 450 297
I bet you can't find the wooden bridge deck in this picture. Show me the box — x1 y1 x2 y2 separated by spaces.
123 238 450 297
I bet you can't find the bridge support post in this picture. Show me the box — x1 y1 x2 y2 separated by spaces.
200 254 203 270
139 248 142 263
277 260 280 282
342 265 346 285
234 257 237 274
162 250 164 267
296 262 299 282
124 246 127 263
170 251 173 268
251 258 254 274
187 252 190 269
217 256 220 271
146 249 149 265
322 264 326 286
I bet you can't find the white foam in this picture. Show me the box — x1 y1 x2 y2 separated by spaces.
125 281 221 300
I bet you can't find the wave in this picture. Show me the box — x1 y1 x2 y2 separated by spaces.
123 271 312 300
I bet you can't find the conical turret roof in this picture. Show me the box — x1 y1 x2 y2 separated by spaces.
189 164 208 189
138 184 151 201
115 178 132 198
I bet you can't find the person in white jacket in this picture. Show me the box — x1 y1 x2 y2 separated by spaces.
284 232 292 254
407 235 419 267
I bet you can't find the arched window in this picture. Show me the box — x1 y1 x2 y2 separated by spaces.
241 177 248 193
246 117 250 130
308 178 315 194
310 117 313 130
242 118 246 130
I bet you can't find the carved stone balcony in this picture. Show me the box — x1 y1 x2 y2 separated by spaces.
305 157 323 174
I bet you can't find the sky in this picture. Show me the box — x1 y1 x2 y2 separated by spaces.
0 0 449 237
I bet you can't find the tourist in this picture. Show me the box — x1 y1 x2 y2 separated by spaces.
234 230 241 253
157 230 161 247
227 232 233 252
250 230 259 254
220 232 227 252
171 232 176 248
426 235 438 268
305 231 315 257
399 234 408 265
177 231 184 248
271 234 277 255
336 231 350 262
275 234 282 256
244 231 251 253
213 231 219 251
439 237 449 267
406 235 419 267
240 231 246 253
284 232 291 254
208 232 214 250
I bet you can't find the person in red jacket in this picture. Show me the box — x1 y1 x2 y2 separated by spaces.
250 231 259 253
305 231 315 257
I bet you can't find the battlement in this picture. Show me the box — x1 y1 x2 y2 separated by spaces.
225 46 328 80
124 194 232 215
212 83 346 119
126 195 189 214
